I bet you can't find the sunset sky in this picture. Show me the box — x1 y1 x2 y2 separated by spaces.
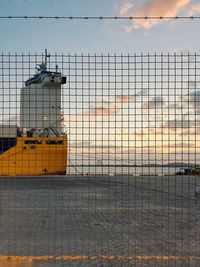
1 0 200 166
1 0 200 54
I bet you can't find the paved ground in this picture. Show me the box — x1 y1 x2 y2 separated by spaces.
0 175 200 267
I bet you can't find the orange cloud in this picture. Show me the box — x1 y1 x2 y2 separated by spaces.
98 95 135 104
98 96 111 103
117 0 199 31
115 95 135 103
86 107 119 116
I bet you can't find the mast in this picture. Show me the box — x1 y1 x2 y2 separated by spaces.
44 49 50 70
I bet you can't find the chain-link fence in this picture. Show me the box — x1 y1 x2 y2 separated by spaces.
0 53 200 266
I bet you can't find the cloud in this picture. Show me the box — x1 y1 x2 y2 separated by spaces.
184 80 196 88
190 90 200 104
70 143 130 158
189 90 200 114
162 118 200 133
98 95 135 104
136 89 149 96
163 119 193 129
116 0 200 31
186 3 200 15
162 142 196 149
102 96 111 103
115 95 135 103
168 102 183 109
142 96 164 109
118 1 133 16
86 106 119 116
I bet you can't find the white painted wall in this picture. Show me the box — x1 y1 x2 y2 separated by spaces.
20 82 62 135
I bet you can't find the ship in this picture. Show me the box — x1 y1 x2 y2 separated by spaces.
0 50 68 176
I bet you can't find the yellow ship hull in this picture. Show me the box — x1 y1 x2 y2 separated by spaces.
0 137 68 176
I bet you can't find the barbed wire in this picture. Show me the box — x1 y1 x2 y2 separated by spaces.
0 15 200 20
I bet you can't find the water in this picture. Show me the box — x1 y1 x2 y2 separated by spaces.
68 165 182 176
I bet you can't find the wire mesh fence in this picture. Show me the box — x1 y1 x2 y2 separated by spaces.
0 52 200 266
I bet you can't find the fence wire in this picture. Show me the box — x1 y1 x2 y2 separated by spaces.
0 53 200 267
1 15 200 20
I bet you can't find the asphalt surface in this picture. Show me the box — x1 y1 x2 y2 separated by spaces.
0 175 200 267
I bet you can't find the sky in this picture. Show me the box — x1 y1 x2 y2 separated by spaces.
1 0 200 167
64 53 200 166
1 0 200 54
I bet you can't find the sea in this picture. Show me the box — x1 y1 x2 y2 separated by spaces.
68 165 183 176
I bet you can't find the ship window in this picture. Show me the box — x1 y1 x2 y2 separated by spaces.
25 140 42 145
0 138 16 154
46 140 63 145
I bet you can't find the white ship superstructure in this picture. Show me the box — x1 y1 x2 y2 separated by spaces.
20 60 66 137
